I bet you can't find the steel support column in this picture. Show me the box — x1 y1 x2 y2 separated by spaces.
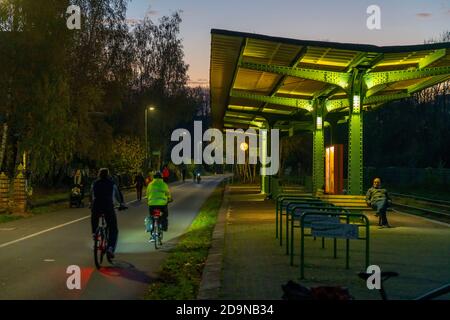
260 126 271 195
312 100 325 194
347 70 365 195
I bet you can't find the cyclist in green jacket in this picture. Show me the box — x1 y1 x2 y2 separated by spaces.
147 171 172 232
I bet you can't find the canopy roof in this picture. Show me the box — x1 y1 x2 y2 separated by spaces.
210 29 450 131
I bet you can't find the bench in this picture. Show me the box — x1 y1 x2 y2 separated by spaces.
318 195 369 211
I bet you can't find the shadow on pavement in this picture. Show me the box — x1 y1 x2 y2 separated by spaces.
99 261 154 284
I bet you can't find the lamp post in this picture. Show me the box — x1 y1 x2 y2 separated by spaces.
145 106 156 171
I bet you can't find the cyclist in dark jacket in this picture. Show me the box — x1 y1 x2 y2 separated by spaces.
91 168 124 259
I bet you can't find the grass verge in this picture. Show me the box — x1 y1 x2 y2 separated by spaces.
0 202 69 224
29 192 68 207
144 183 225 300
0 214 22 224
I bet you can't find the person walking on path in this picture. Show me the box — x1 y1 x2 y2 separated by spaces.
162 165 170 183
134 172 145 201
181 164 186 183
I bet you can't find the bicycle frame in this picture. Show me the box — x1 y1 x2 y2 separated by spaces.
93 205 127 268
94 214 110 269
150 209 163 248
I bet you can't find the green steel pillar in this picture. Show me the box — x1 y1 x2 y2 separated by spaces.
312 100 325 194
347 70 365 195
260 126 270 195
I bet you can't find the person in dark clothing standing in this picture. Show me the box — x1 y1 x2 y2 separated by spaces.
91 168 125 259
181 165 187 183
366 177 392 228
134 172 145 201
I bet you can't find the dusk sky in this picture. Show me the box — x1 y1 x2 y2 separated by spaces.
126 0 450 86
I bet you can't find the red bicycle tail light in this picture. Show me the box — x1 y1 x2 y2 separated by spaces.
152 209 161 217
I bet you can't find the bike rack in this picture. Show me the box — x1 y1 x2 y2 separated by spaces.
299 211 370 279
275 194 319 241
283 201 335 254
288 206 348 263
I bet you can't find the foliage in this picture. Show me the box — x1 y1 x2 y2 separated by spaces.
280 134 312 177
364 30 450 169
145 185 224 300
111 136 146 174
0 1 204 185
0 0 76 180
124 12 197 164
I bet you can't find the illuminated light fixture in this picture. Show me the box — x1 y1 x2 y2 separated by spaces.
316 117 323 130
353 95 361 113
240 142 249 151
339 80 348 89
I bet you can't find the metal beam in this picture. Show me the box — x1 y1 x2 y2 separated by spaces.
326 99 349 112
366 84 388 97
407 74 450 94
418 49 446 69
366 53 385 72
254 47 309 124
266 47 308 97
364 66 450 89
230 90 313 112
226 109 307 122
221 38 248 127
345 52 369 71
229 108 290 116
363 92 411 105
240 61 350 89
223 117 263 127
313 85 341 100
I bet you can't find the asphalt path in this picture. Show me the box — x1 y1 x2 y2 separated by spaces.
0 175 227 299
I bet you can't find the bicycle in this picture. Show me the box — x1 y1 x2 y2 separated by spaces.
93 205 127 269
146 199 173 249
148 208 164 249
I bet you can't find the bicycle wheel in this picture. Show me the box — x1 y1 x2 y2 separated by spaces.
158 223 163 246
153 220 159 250
94 228 105 269
105 228 113 264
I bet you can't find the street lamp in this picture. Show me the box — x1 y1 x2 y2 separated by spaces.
145 105 156 171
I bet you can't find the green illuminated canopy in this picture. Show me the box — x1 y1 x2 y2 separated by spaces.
210 29 450 130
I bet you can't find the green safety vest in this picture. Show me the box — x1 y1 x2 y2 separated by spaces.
146 178 171 206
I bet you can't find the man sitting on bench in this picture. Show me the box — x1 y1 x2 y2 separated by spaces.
366 178 392 228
